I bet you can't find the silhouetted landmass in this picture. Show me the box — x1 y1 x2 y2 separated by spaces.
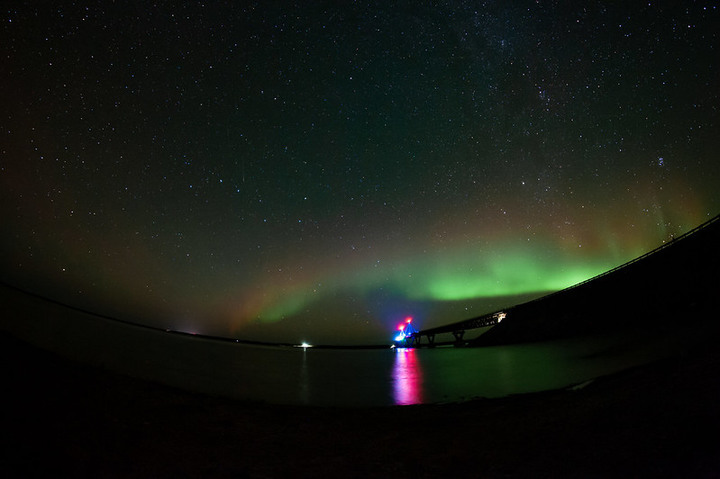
472 214 720 346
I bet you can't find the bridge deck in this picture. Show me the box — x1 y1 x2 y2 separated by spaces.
396 311 506 347
395 214 719 348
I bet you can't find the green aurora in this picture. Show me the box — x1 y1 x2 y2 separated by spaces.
1 2 719 344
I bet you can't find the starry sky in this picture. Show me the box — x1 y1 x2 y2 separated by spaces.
1 1 719 345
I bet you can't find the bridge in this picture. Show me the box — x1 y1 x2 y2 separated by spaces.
393 213 720 349
394 311 506 348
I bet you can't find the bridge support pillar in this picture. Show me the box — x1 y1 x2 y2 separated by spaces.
452 330 465 347
426 334 436 347
403 334 419 348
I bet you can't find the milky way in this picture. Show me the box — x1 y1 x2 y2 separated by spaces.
2 2 718 344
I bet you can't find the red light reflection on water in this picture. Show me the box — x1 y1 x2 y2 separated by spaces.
392 348 423 405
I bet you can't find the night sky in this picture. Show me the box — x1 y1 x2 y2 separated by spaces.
2 2 719 345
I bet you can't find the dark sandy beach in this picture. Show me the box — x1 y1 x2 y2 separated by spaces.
3 325 720 478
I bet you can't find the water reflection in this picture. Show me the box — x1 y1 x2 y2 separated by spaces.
299 348 309 404
392 348 423 405
1 279 687 406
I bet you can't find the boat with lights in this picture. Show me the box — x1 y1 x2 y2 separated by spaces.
392 317 419 348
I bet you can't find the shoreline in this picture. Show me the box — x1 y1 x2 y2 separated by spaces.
3 330 720 477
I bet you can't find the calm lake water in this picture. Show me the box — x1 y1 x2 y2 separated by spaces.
1 286 695 407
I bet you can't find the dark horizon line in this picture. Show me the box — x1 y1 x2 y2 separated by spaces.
2 211 717 349
0 280 394 349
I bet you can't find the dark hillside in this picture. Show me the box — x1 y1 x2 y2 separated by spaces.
473 215 720 346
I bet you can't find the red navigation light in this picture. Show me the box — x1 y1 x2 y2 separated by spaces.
405 317 413 323
397 324 405 331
